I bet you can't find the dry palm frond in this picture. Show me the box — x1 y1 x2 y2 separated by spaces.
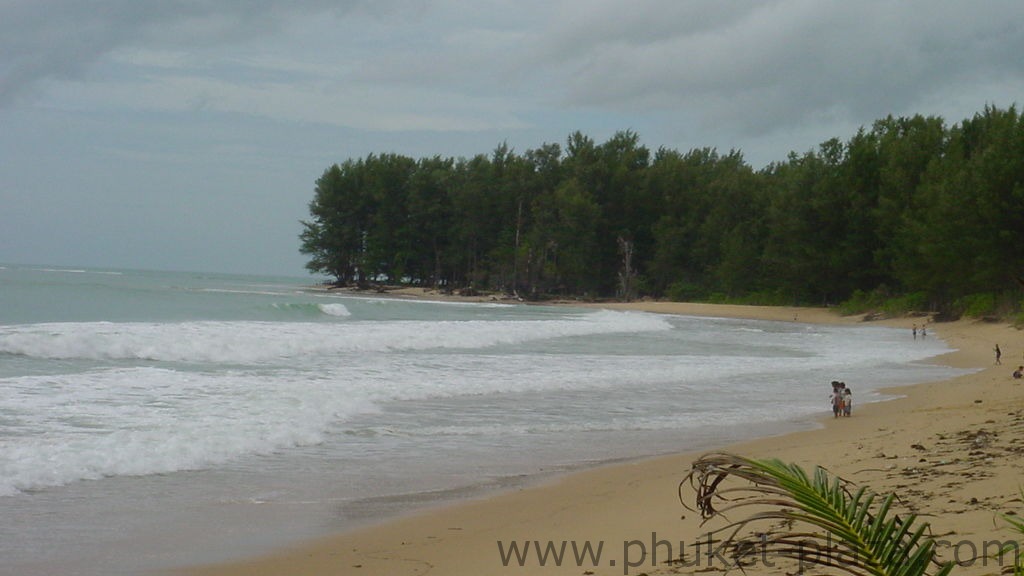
680 452 954 576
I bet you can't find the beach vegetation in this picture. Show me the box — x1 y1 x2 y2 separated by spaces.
1000 489 1024 576
838 289 887 316
681 453 955 576
882 292 930 317
956 293 999 318
704 289 794 307
301 104 1024 318
666 280 708 302
838 290 932 318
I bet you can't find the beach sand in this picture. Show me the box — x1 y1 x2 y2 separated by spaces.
171 301 1024 576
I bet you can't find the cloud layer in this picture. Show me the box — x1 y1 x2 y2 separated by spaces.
7 1 1024 137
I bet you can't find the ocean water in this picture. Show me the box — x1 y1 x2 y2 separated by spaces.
0 265 967 575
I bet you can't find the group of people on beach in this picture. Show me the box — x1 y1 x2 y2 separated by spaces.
829 381 852 418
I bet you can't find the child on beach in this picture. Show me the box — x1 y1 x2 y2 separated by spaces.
842 387 852 416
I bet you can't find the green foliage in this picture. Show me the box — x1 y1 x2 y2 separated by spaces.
736 289 795 306
666 280 709 302
957 293 998 318
880 292 929 316
300 106 1024 314
1001 489 1024 576
837 290 930 317
681 453 954 576
704 290 793 306
839 289 884 315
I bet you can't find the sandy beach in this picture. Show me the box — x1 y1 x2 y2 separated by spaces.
172 299 1024 576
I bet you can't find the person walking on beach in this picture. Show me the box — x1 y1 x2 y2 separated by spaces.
995 344 1002 365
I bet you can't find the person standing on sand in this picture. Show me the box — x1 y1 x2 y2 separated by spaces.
830 383 843 418
842 386 852 416
996 344 1002 365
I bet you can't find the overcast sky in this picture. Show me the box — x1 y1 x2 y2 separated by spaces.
2 1 1023 277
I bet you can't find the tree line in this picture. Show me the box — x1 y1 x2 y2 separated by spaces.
300 104 1024 315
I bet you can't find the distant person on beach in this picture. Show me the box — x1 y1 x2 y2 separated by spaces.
995 344 1002 365
921 326 926 338
842 387 852 416
1014 366 1023 379
912 325 917 339
830 382 844 418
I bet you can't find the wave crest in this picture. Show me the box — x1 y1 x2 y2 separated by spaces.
0 310 671 364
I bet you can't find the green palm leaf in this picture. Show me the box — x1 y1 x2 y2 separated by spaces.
680 452 954 576
999 489 1024 576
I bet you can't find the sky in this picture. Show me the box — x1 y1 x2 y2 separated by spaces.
2 1 1024 277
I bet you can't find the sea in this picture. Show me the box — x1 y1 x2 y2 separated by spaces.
0 265 969 575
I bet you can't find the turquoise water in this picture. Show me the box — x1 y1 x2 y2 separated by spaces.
0 264 968 575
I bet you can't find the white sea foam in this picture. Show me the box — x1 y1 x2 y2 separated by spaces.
0 310 671 363
267 301 352 317
353 296 515 308
318 303 351 317
33 267 123 275
0 367 376 495
0 309 690 494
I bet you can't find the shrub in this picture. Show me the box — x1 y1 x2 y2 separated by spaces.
666 281 708 302
957 293 997 318
881 292 929 316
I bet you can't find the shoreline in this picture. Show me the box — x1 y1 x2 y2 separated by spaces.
172 299 1024 576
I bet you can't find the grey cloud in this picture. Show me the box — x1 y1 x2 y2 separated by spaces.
0 0 381 105
541 1 1024 137
4 0 1024 145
